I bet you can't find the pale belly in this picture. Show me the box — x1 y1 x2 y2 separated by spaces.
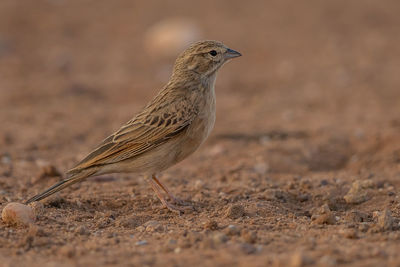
174 111 216 163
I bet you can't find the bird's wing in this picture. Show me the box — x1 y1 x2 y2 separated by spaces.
69 96 197 171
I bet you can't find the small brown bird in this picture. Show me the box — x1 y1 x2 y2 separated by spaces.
26 40 241 214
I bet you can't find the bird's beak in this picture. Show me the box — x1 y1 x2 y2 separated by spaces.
224 48 242 59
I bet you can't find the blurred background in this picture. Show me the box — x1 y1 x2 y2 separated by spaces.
1 0 400 156
2 0 400 266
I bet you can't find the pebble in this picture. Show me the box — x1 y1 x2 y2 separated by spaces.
33 162 62 183
241 229 257 244
225 204 245 219
200 237 215 249
75 225 90 236
319 255 337 266
344 210 368 223
312 213 336 225
194 179 205 190
135 240 148 246
203 220 218 230
144 220 164 232
376 209 394 231
339 228 358 239
253 162 269 175
210 144 227 156
289 251 313 267
344 180 370 204
161 239 177 252
358 223 369 232
212 232 228 244
239 243 257 254
59 245 75 258
2 202 35 226
311 204 336 225
225 224 241 236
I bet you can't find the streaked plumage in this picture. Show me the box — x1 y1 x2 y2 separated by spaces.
26 40 241 214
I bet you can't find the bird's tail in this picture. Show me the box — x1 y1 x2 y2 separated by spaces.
25 168 97 204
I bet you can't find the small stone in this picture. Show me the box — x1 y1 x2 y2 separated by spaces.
194 180 205 190
135 240 148 246
339 228 358 239
239 243 256 254
144 220 164 232
188 231 203 243
241 229 257 244
358 223 369 232
344 210 368 223
75 226 89 236
212 232 228 244
208 144 225 156
319 255 337 266
136 226 145 232
2 202 35 226
344 180 369 204
200 237 215 249
312 213 336 225
59 245 75 258
161 239 177 252
263 189 289 201
376 209 394 231
225 224 241 236
33 163 62 183
372 211 380 219
225 204 245 219
253 162 268 175
289 251 313 267
116 216 148 229
203 220 218 230
311 204 336 225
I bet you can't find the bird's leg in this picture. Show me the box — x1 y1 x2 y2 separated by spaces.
151 175 185 205
148 177 188 215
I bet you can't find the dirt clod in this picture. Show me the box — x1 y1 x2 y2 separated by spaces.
311 204 336 225
145 220 164 232
289 251 313 267
238 243 257 255
75 226 89 236
225 204 245 219
344 180 373 204
33 163 62 184
203 220 218 230
344 210 369 223
241 229 257 244
376 209 394 231
212 232 228 244
135 240 148 246
339 228 358 239
225 224 241 236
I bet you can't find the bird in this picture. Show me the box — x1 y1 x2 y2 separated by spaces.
25 40 241 214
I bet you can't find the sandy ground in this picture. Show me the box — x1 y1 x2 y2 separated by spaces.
1 0 400 266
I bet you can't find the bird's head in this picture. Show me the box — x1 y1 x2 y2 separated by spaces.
172 40 241 77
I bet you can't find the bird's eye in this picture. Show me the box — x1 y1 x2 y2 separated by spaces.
209 50 217 56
